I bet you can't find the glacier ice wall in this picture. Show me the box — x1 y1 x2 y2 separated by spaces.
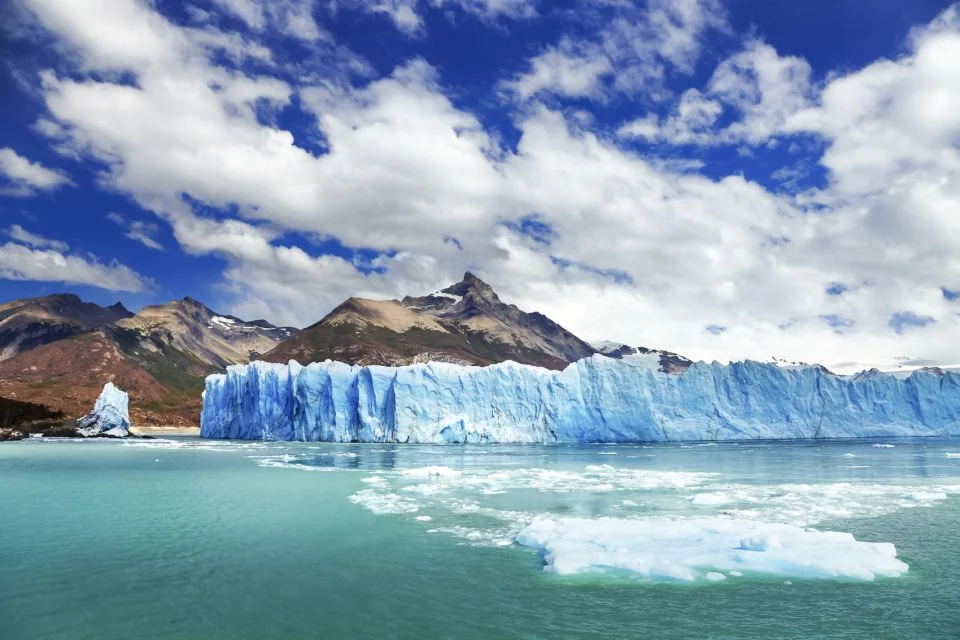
200 357 960 443
77 382 131 437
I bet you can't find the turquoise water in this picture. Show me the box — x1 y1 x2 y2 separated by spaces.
2 438 960 639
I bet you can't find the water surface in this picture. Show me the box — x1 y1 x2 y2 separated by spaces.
2 437 959 639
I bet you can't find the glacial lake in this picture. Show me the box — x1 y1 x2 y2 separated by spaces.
2 437 959 639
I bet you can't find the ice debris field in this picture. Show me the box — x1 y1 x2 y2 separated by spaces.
200 356 960 443
115 437 960 584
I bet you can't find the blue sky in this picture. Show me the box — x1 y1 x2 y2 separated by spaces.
1 0 959 371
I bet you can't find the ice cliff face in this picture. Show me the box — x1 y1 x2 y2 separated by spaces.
200 356 960 443
77 382 131 437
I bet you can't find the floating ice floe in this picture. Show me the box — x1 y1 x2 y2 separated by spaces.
402 466 460 478
689 492 734 505
515 517 909 582
342 458 960 566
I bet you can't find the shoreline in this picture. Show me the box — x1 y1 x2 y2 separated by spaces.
129 426 200 437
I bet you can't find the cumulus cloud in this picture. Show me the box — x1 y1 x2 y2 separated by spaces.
618 88 722 143
0 147 73 196
504 0 727 100
504 38 613 100
708 40 814 144
12 0 960 371
617 40 813 146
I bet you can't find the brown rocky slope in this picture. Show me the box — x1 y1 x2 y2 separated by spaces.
0 293 131 362
0 295 297 426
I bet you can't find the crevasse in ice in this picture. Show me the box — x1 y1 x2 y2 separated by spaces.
199 356 960 442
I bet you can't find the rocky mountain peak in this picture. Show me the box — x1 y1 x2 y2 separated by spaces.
41 293 82 306
180 296 210 310
107 302 134 318
266 272 595 370
441 271 499 302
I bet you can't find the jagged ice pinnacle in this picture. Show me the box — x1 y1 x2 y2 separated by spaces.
77 382 131 437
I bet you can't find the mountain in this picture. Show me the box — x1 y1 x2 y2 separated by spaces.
263 272 596 369
114 297 297 368
0 293 132 361
0 295 297 425
0 331 199 425
592 341 693 374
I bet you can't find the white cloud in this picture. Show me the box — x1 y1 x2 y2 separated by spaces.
786 9 960 198
0 241 147 292
106 213 164 251
503 38 613 100
616 114 659 140
210 0 325 41
210 0 265 30
618 88 722 144
505 0 727 100
334 0 536 35
708 40 813 144
617 40 813 147
6 224 69 251
361 1 423 35
15 0 960 371
0 146 73 196
434 0 537 20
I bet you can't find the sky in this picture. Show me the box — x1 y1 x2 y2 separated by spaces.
1 0 959 373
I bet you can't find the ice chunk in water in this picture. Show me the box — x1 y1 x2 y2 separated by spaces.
516 516 908 582
76 383 130 437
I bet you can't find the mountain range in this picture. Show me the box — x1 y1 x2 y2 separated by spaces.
0 273 687 426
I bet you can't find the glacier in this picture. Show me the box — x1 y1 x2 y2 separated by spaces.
77 382 131 438
199 356 960 443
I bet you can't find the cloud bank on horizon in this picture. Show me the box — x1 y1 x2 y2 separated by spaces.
1 0 959 372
